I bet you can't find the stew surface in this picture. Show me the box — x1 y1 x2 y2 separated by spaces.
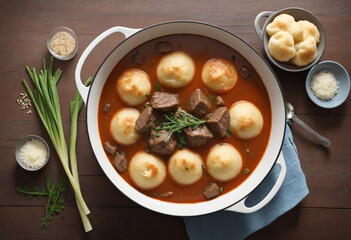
98 34 271 203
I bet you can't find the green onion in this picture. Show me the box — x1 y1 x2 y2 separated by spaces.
244 168 250 175
22 57 91 232
185 166 189 170
69 77 93 232
209 95 214 102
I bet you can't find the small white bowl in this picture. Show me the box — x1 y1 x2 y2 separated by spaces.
47 26 78 60
15 135 50 171
306 61 350 108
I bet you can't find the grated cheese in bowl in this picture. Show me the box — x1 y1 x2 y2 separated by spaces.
311 70 339 101
16 136 49 171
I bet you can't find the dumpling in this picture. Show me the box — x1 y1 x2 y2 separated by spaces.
268 31 296 62
157 51 195 88
168 149 203 186
291 37 317 66
201 58 238 93
266 14 295 37
229 101 263 139
297 20 320 43
206 144 243 182
116 69 151 106
110 108 141 145
129 152 166 190
288 21 304 42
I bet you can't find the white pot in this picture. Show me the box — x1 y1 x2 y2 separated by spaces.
75 21 287 216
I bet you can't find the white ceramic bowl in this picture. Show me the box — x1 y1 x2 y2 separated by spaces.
75 21 287 216
306 61 350 108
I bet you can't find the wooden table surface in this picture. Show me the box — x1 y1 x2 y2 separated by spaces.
1 0 350 239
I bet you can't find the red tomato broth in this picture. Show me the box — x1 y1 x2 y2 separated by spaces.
98 34 271 203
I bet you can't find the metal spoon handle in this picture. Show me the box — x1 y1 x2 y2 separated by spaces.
292 115 331 147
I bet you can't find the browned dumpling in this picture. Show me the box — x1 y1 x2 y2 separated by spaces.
157 51 195 88
168 149 203 186
110 108 141 145
206 144 243 182
129 152 166 190
202 58 238 93
117 69 151 106
292 37 317 66
266 14 295 37
268 31 296 62
229 101 263 139
297 20 320 43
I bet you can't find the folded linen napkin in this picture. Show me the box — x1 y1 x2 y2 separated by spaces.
184 124 309 240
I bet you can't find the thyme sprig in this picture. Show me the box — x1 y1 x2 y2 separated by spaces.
161 111 206 142
17 175 68 228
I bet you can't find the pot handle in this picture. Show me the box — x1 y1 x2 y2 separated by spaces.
75 26 142 104
254 11 274 41
225 152 286 213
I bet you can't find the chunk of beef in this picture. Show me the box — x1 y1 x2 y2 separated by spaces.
189 88 212 118
103 142 117 155
150 92 179 112
203 183 220 200
207 107 229 138
155 41 173 54
160 191 174 198
113 152 128 173
132 52 145 65
102 103 111 113
215 96 225 106
239 66 252 79
149 129 177 155
136 106 157 133
183 125 213 148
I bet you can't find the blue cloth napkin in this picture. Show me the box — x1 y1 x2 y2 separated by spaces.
184 124 309 240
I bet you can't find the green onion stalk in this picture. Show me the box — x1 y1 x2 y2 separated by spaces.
22 56 91 231
69 77 93 232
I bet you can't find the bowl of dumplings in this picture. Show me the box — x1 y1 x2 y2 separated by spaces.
254 7 326 72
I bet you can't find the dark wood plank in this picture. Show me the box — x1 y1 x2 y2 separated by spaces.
0 206 189 240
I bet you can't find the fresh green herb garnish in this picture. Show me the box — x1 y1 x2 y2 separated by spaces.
240 142 248 150
146 143 151 153
244 168 250 175
155 83 161 91
161 111 206 143
145 93 149 96
17 175 67 228
209 95 214 103
219 187 223 193
154 192 158 197
119 151 125 155
155 132 160 137
177 135 187 149
226 126 232 138
185 166 190 170
250 152 254 156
